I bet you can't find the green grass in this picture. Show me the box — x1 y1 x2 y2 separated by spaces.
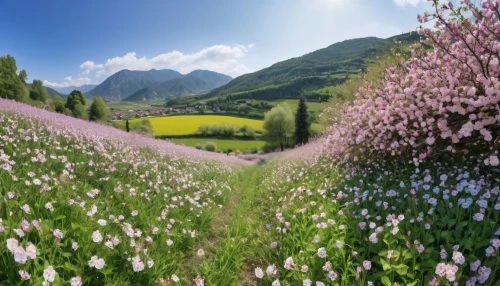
267 99 323 113
170 138 266 153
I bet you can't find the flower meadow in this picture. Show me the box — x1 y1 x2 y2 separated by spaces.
249 154 500 285
0 99 242 284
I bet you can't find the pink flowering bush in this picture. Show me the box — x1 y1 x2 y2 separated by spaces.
326 0 500 165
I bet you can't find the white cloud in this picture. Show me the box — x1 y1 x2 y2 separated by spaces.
43 77 93 88
393 0 424 6
79 61 104 75
88 44 253 78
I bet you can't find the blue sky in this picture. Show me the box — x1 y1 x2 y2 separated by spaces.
0 0 432 88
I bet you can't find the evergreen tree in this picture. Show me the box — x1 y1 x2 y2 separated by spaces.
294 97 311 145
126 120 130 132
88 97 109 121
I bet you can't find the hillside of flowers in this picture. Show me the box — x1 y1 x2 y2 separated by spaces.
0 99 245 285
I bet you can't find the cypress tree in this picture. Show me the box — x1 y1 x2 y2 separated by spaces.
126 120 130 132
294 97 311 145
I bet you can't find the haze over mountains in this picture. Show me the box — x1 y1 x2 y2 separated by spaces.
85 69 232 101
49 84 97 95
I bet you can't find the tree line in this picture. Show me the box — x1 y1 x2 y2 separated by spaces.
0 54 109 122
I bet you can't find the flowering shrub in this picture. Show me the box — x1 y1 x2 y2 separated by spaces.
0 99 238 284
326 0 500 165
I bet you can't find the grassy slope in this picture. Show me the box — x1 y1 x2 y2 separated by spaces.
170 138 266 153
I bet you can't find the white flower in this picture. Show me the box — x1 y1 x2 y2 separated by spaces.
97 219 107 226
43 266 56 282
317 247 327 258
70 277 82 286
171 274 179 282
92 230 103 243
6 238 19 252
26 243 36 259
95 258 105 269
255 267 264 279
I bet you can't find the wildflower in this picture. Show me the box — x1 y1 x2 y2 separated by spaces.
197 249 205 256
72 242 79 250
53 229 64 239
452 251 465 265
303 279 312 286
131 256 144 272
43 266 56 282
470 260 481 271
92 230 103 243
171 274 179 282
363 260 371 270
387 250 394 259
70 277 82 286
336 240 343 248
272 279 280 286
327 271 338 280
14 246 27 264
301 265 308 272
6 238 18 252
19 270 31 280
317 247 327 258
266 264 277 276
26 243 36 259
255 267 264 278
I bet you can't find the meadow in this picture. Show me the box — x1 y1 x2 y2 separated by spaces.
170 138 266 153
141 115 263 136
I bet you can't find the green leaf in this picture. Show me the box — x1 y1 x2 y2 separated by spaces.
394 264 409 276
380 276 392 286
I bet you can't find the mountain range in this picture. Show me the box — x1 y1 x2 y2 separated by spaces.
86 69 232 101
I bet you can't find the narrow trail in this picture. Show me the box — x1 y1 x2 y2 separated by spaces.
185 164 264 285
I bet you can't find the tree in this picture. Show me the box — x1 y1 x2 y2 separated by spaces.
65 90 86 111
72 103 88 120
88 97 109 121
294 97 311 145
29 79 47 102
263 103 295 152
53 94 66 113
0 55 28 101
126 120 130 132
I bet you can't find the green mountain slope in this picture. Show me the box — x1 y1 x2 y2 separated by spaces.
204 33 419 100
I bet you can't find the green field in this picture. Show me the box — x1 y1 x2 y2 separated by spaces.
170 138 266 153
131 115 264 136
267 99 324 114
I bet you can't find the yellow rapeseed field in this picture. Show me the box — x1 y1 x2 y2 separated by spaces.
132 115 264 136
